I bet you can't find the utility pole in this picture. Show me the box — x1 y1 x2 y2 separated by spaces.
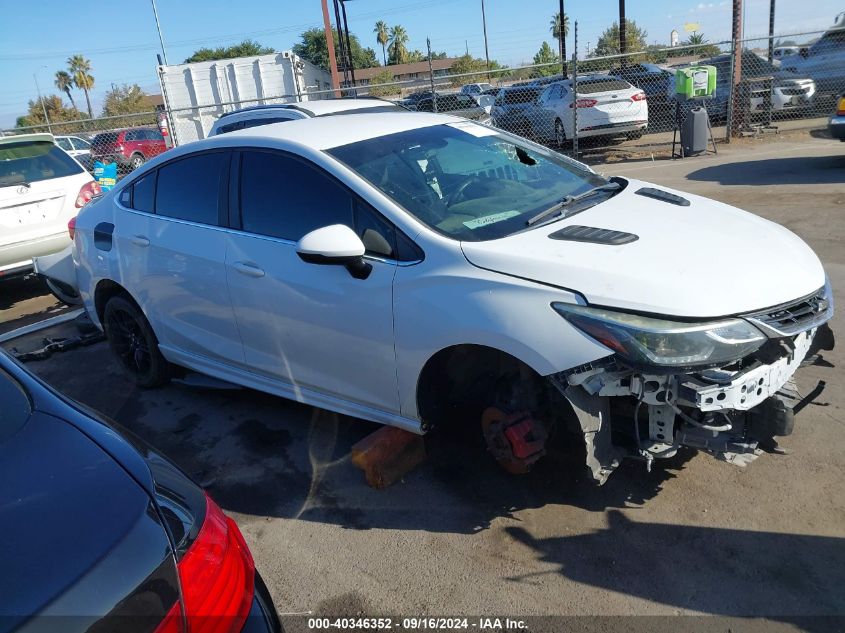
481 0 491 77
150 0 169 66
767 0 776 63
619 0 627 64
321 0 341 96
33 71 51 133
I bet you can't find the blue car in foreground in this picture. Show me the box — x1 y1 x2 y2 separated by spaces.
0 349 281 633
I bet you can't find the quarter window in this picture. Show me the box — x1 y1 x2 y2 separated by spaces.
131 172 156 213
155 152 226 224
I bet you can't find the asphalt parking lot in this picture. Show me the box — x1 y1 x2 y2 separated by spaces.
2 130 843 632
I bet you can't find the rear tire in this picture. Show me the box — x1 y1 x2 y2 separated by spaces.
44 277 82 306
103 295 170 388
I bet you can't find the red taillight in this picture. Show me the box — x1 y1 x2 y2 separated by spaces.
631 92 647 102
177 494 255 633
570 98 598 108
75 180 101 208
67 216 77 241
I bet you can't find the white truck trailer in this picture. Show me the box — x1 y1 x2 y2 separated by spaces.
158 51 333 145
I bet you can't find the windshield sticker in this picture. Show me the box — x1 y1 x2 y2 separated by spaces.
446 121 498 137
463 211 521 229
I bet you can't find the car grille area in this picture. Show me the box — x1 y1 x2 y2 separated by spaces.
745 286 832 336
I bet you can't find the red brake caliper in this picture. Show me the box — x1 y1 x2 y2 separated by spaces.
481 408 548 474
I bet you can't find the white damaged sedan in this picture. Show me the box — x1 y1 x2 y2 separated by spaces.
61 112 835 483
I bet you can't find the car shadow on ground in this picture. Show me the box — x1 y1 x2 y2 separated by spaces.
10 338 694 535
504 510 845 627
686 155 845 186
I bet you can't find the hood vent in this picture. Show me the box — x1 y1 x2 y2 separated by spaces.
548 225 638 245
635 187 690 206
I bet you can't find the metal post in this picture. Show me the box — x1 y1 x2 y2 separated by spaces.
619 0 627 62
333 0 350 87
427 38 437 113
321 0 341 96
33 72 52 133
481 0 491 77
559 0 568 76
767 0 775 63
572 21 579 157
156 53 179 147
729 0 743 137
150 0 169 66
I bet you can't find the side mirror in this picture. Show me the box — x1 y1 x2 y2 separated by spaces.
296 224 372 279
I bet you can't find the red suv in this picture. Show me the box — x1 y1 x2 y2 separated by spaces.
90 127 167 172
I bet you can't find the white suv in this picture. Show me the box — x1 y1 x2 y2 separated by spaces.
207 98 408 137
62 113 834 483
0 133 98 300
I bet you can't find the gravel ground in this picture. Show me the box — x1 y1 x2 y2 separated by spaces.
2 130 843 633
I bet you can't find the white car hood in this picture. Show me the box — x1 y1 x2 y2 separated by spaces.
461 178 825 318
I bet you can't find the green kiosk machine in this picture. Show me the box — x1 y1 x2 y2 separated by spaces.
671 65 718 158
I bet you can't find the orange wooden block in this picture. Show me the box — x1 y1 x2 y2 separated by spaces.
351 426 426 489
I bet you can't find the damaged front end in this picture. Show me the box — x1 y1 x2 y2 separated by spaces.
549 284 835 484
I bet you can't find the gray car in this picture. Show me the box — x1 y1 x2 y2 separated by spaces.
490 86 543 138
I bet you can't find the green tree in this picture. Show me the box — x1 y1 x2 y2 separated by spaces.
16 95 84 131
388 25 409 65
185 39 274 63
593 20 648 57
672 33 721 59
102 84 151 117
449 53 502 86
67 54 95 119
374 20 389 65
686 32 706 45
532 41 560 77
368 69 400 96
550 11 569 58
293 28 378 72
54 70 77 112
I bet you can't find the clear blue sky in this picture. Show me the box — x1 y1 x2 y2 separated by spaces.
1 0 840 128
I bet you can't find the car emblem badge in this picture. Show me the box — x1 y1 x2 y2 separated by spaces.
17 183 30 194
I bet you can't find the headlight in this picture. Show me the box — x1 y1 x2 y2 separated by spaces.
552 303 766 368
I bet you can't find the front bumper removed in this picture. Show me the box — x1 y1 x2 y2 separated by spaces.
551 323 835 484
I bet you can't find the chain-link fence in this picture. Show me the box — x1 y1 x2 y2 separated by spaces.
1 111 170 176
3 27 841 167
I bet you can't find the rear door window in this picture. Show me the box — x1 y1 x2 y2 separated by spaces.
0 140 83 187
131 172 156 213
155 152 227 225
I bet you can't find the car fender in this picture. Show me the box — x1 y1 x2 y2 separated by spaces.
392 241 613 420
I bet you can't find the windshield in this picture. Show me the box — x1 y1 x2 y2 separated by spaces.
327 123 607 241
0 140 83 187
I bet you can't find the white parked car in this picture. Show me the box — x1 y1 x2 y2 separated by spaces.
54 114 834 483
55 135 93 169
460 83 493 97
0 133 98 302
208 98 408 136
531 75 649 146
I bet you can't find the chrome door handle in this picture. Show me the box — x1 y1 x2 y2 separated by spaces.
233 261 265 278
130 235 150 247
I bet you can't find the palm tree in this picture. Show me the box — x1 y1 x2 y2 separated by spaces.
388 25 409 65
54 70 77 112
686 32 706 46
550 12 569 65
67 54 94 119
374 20 390 65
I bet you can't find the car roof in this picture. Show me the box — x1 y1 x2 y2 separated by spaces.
214 111 463 151
0 132 54 145
218 98 397 121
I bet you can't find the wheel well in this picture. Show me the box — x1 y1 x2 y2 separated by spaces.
416 344 540 428
94 279 136 324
